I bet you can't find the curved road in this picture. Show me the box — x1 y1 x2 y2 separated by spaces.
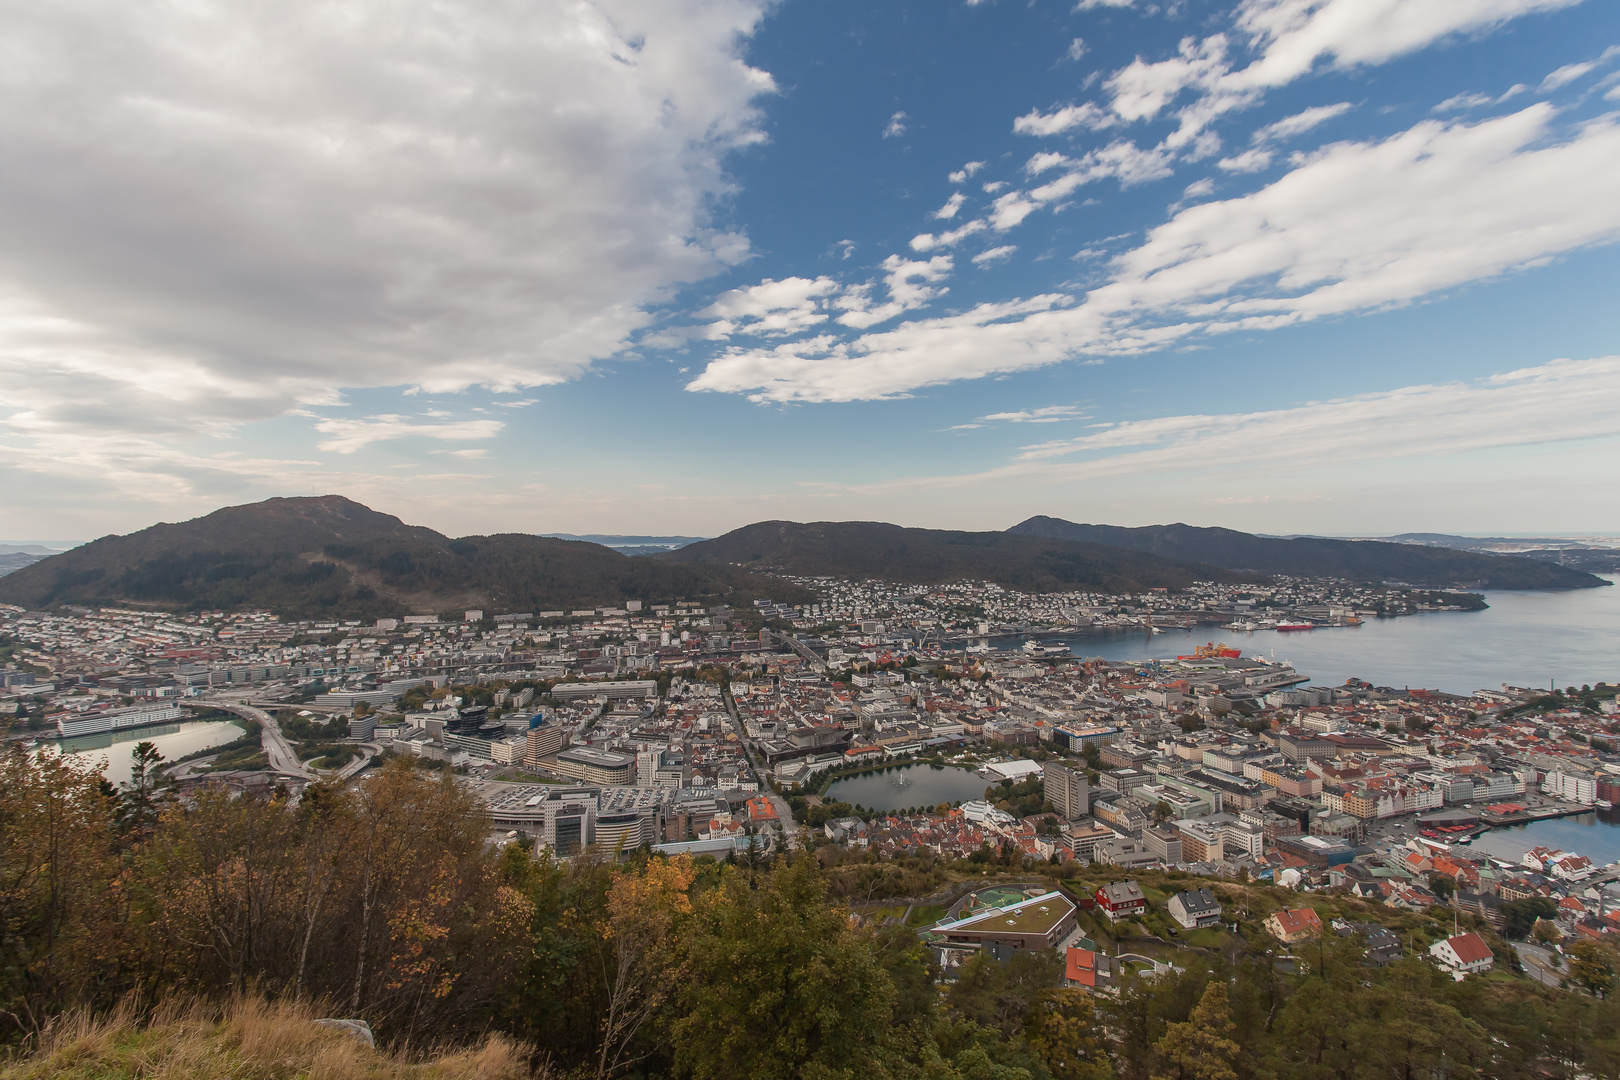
201 701 313 778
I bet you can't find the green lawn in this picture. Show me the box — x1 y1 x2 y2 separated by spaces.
907 904 947 928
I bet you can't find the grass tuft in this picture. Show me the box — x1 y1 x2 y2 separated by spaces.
3 996 536 1080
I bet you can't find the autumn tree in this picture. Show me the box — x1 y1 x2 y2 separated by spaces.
0 747 120 1042
595 854 696 1079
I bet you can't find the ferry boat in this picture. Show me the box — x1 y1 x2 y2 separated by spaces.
1275 621 1315 632
1222 619 1258 631
1023 639 1071 658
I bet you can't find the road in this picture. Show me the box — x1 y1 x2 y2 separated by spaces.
1513 942 1565 988
764 630 831 673
721 687 802 844
199 700 313 778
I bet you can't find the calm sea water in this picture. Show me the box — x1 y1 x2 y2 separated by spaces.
1467 809 1620 866
49 719 246 786
1030 579 1620 695
825 763 990 811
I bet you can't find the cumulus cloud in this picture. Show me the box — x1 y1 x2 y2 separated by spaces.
1068 38 1090 61
934 192 968 219
949 161 987 183
688 106 1620 402
699 277 839 337
1074 0 1136 9
884 111 909 138
0 0 774 490
312 415 505 454
973 246 1019 266
910 221 990 252
1013 102 1117 136
833 255 955 329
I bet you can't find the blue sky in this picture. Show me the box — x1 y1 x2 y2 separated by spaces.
1 0 1617 540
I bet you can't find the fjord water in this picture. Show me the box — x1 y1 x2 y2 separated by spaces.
1040 580 1619 695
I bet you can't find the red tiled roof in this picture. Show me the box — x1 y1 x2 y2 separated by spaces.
1446 932 1493 964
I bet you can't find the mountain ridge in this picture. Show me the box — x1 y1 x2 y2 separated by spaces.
1006 516 1607 589
0 496 789 616
656 519 1250 593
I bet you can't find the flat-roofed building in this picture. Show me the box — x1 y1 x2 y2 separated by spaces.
524 722 567 768
1043 761 1090 820
554 746 635 786
935 891 1078 951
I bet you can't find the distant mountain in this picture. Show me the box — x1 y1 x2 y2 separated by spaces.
0 552 47 577
658 520 1250 593
1007 517 1608 589
0 496 786 616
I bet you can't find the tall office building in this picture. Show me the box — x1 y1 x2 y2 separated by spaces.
542 791 597 856
1043 761 1090 821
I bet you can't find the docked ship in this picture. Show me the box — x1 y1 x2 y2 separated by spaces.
1023 639 1071 658
1275 621 1316 632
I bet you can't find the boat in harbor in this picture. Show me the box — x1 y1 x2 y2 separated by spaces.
1275 621 1316 632
1023 639 1071 657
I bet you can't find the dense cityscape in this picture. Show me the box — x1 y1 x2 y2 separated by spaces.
6 570 1619 1007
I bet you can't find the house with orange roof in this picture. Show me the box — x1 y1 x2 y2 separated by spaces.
1064 947 1116 993
1264 907 1323 944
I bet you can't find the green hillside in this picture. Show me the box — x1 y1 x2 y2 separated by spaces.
658 519 1252 592
0 496 783 617
1008 517 1608 590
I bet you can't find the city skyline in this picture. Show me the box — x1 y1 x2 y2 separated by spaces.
1 0 1618 540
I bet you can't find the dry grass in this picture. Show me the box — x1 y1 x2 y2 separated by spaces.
2 996 537 1080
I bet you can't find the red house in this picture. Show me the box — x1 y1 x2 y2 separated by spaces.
1096 881 1147 921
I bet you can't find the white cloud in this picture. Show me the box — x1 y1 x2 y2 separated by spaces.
1182 178 1215 198
1540 61 1597 91
699 276 839 338
950 161 987 183
1434 91 1496 112
688 106 1620 403
910 221 990 252
1068 38 1090 61
1537 48 1619 92
1217 148 1274 172
1025 152 1073 175
1231 0 1583 90
1005 357 1620 476
1074 0 1135 9
833 255 954 329
934 192 968 219
1013 102 1116 136
884 111 909 138
0 0 774 483
979 405 1086 423
990 193 1040 230
982 181 1010 194
1254 102 1353 142
1435 84 1530 111
973 246 1018 266
312 415 505 454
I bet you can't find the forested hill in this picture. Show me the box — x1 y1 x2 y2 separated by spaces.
657 519 1250 593
1007 517 1608 590
0 496 782 617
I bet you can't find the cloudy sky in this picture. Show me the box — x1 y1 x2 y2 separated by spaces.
2 0 1618 540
